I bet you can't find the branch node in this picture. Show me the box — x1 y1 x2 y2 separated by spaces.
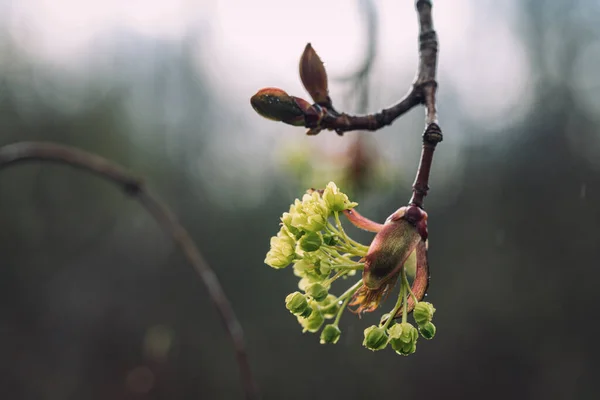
423 123 443 145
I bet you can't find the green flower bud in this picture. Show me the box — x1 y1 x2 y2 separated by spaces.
298 303 324 333
413 302 436 325
306 282 328 302
362 325 388 351
285 292 311 317
320 295 340 319
299 231 323 252
418 322 436 340
320 324 341 344
322 182 358 212
388 322 418 356
322 232 339 246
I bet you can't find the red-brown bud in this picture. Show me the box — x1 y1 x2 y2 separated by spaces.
299 43 331 107
350 207 430 315
250 88 306 126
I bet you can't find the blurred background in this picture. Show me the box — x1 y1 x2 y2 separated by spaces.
1 0 599 398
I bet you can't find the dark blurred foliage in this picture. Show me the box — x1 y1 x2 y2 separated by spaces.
1 1 600 399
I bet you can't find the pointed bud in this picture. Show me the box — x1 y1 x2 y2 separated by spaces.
320 324 341 344
299 43 331 106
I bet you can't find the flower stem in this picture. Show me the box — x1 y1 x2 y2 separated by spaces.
325 270 346 286
382 269 408 330
333 280 361 326
402 268 409 324
334 211 370 253
402 270 419 304
337 279 362 303
332 264 364 271
320 247 362 266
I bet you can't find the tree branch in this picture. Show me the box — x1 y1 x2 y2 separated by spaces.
409 0 442 209
314 0 441 143
0 141 259 400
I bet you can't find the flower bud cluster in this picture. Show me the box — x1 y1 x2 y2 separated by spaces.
264 182 439 355
264 182 357 271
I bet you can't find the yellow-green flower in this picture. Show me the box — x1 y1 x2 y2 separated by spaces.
264 228 296 269
323 181 358 212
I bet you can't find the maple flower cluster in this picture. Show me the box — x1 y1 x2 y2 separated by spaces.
265 182 437 354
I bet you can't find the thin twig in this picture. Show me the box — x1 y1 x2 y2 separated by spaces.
312 0 440 141
408 0 443 208
0 141 259 400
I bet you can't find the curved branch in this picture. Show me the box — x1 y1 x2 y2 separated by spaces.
0 141 259 400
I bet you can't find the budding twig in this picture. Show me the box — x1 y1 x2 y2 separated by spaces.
408 0 442 209
0 142 259 400
313 0 440 137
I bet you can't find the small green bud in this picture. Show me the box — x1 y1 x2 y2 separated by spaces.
322 232 339 246
299 231 323 252
322 182 358 212
388 322 418 356
362 326 388 351
413 302 436 325
418 322 436 340
285 292 311 317
320 324 341 344
320 295 340 319
306 282 328 302
298 303 324 333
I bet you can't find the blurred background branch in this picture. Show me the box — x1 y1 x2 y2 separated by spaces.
0 142 259 399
